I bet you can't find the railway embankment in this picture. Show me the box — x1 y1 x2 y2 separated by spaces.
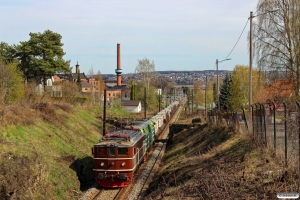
142 119 300 199
0 102 121 200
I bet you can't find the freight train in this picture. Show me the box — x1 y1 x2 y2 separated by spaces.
92 101 179 188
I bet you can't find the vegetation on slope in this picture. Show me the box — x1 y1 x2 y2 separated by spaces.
0 102 132 200
145 122 300 199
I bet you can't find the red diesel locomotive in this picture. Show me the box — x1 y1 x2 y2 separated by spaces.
92 129 147 188
92 101 179 188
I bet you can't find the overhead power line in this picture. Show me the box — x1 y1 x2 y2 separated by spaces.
224 18 249 60
254 3 264 15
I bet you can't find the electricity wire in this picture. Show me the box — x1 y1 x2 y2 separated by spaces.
224 18 249 60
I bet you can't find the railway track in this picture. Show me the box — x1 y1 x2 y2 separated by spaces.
79 186 123 200
79 105 182 200
93 188 122 200
126 105 183 200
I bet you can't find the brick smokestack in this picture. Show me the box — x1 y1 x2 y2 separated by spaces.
76 61 80 74
116 43 122 86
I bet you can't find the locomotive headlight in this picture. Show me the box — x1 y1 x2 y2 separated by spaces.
100 162 104 166
121 162 125 167
98 173 105 179
110 162 114 166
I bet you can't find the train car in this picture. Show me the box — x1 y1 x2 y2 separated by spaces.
92 101 179 188
150 116 161 133
124 119 155 150
150 114 165 138
92 130 146 188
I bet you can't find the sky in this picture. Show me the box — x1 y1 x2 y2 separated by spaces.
0 0 258 75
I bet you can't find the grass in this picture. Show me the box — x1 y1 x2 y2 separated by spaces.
0 101 133 199
145 121 300 199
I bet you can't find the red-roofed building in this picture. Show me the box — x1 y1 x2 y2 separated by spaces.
259 79 295 102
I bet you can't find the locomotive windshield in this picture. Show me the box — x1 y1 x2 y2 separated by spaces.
118 148 128 156
97 147 107 156
109 147 116 156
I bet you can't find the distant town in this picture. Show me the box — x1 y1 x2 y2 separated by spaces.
102 70 231 85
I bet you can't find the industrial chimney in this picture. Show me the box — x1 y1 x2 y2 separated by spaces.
116 43 122 86
76 61 80 74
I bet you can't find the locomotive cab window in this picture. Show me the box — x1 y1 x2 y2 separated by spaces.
109 147 116 156
144 127 149 134
118 148 128 156
97 148 107 156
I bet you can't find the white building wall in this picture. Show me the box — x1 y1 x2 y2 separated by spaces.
123 103 141 113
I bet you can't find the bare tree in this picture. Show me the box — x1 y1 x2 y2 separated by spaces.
89 66 95 105
194 81 204 109
88 66 95 79
96 70 106 105
152 75 175 94
254 0 300 95
61 82 80 101
134 58 156 90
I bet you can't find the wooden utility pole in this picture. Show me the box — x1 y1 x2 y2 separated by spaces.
173 87 175 102
192 89 194 113
158 90 161 112
144 87 146 119
205 75 207 117
216 59 220 113
103 89 107 136
249 11 253 111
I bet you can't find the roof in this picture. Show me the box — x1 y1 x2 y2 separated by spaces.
71 73 86 80
53 75 61 82
107 85 128 90
96 130 144 146
266 79 294 97
55 74 71 81
54 73 87 82
121 100 141 106
81 81 93 88
106 88 122 91
105 80 117 83
255 78 295 103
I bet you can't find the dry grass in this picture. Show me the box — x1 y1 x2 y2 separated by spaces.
0 102 37 128
144 122 300 200
0 101 117 199
0 101 73 131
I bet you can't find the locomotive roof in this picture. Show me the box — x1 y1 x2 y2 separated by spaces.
96 130 144 147
131 119 153 127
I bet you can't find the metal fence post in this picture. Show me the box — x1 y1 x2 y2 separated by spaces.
242 108 249 134
272 102 277 156
255 103 259 139
259 103 263 142
251 105 254 136
296 101 300 171
261 104 267 146
283 102 287 167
